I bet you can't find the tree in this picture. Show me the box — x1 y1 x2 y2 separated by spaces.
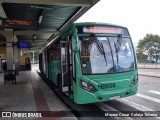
137 34 160 63
136 48 147 62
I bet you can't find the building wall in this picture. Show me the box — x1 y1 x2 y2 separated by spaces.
0 47 6 54
20 55 31 65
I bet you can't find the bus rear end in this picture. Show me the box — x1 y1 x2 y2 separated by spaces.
73 23 138 104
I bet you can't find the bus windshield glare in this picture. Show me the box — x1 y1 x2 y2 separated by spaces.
79 36 135 74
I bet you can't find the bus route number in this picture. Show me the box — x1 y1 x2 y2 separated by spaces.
98 83 115 89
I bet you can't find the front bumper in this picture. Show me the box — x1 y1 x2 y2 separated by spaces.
74 83 138 104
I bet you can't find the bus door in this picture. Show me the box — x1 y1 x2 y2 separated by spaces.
60 38 72 94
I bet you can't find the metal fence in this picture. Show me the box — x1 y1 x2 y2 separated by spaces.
138 62 160 69
138 58 160 69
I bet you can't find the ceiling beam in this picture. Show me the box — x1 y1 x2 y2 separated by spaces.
22 48 41 52
0 0 92 6
45 0 100 50
21 39 47 42
33 43 45 45
22 41 47 44
0 4 7 18
14 30 59 35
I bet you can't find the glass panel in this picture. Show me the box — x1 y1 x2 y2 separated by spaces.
109 37 135 72
80 37 114 74
79 36 135 74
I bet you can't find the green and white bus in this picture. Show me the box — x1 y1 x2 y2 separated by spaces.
39 22 138 104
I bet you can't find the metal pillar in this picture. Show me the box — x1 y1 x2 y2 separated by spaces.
6 42 13 69
14 45 19 74
32 50 34 64
5 31 14 70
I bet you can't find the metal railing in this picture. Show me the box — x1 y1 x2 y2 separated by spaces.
138 62 160 69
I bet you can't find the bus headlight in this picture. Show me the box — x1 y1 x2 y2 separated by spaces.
80 80 97 92
130 75 138 87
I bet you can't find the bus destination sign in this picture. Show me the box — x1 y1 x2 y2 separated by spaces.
0 18 37 29
77 26 129 35
83 26 123 34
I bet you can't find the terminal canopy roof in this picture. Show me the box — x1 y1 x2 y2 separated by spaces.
0 0 100 50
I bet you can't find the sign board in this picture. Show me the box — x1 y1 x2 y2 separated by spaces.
82 26 124 34
0 18 37 29
17 41 31 49
77 25 129 35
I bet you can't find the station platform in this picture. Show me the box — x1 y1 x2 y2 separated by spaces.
0 64 77 120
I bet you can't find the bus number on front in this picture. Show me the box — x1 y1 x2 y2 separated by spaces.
98 83 115 89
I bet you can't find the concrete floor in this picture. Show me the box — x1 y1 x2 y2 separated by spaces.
0 64 77 120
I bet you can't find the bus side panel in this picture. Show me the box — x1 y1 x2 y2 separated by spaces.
51 61 54 82
42 51 46 75
48 62 52 81
39 53 42 72
41 52 45 74
50 60 61 85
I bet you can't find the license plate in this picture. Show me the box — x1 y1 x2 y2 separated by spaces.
109 96 120 100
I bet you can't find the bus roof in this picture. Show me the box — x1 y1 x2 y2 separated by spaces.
74 22 127 29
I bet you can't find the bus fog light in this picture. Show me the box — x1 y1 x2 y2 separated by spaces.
80 80 97 93
98 96 103 100
126 91 130 95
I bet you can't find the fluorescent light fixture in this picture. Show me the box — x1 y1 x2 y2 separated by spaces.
38 15 43 24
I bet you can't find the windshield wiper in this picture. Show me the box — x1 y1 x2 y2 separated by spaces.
91 34 107 66
114 34 122 64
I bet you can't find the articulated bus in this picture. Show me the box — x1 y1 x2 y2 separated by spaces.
39 22 138 104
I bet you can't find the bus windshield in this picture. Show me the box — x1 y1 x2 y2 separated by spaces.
79 36 135 74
